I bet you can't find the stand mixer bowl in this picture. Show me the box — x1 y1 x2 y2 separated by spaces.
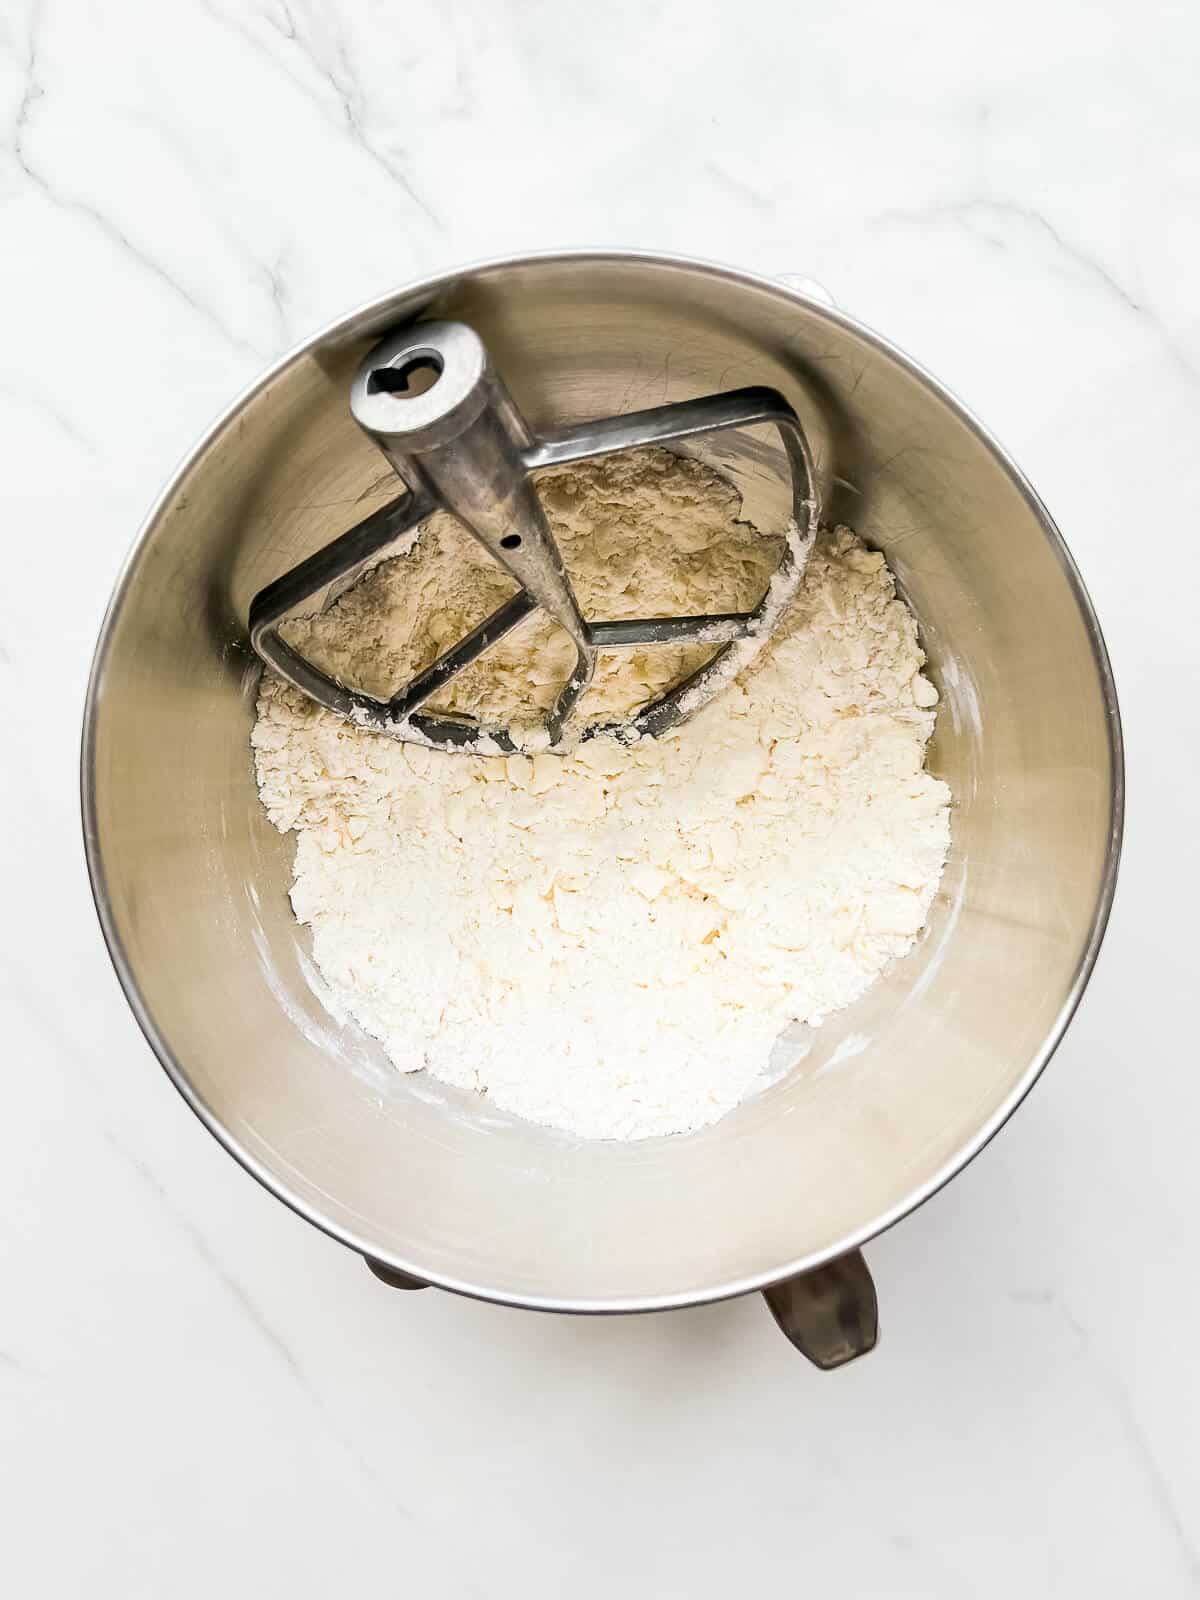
82 251 1122 1356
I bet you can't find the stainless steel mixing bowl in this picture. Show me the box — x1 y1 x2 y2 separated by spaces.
82 251 1122 1364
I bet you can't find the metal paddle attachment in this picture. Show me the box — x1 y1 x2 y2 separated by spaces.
250 320 819 752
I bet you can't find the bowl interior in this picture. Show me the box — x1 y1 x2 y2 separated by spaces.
85 255 1119 1309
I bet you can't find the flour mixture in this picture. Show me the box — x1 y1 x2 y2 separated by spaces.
253 448 951 1140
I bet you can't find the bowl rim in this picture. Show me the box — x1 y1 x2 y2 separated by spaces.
80 247 1126 1314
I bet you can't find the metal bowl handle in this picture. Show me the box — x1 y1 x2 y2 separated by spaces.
762 1250 878 1369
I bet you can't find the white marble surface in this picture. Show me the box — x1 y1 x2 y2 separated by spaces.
2 0 1198 1593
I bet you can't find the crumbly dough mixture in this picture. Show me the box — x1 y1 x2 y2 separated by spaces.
281 447 785 736
253 449 951 1141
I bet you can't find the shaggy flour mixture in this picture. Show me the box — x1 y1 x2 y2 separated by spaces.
253 449 951 1140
